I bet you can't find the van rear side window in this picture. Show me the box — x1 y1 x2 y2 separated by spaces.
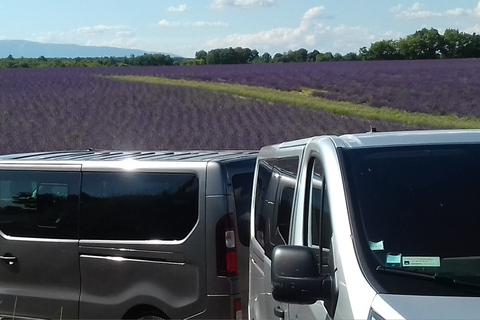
0 171 80 239
80 172 199 241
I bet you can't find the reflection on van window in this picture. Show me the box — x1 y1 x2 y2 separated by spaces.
343 144 480 296
254 157 299 258
0 171 80 239
80 172 199 241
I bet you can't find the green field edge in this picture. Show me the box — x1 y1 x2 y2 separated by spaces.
106 75 480 129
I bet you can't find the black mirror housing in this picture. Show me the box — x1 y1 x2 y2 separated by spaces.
271 245 330 304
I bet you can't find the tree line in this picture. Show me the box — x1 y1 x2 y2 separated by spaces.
1 27 479 68
360 28 480 60
0 53 180 68
188 28 480 64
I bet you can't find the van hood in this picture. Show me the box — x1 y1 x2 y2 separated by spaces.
371 294 480 319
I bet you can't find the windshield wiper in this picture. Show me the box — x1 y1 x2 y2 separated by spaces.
376 266 480 290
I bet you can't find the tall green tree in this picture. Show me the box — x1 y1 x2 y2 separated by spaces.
364 40 400 60
398 28 444 59
195 50 207 61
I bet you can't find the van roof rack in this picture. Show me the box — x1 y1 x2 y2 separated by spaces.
0 150 258 162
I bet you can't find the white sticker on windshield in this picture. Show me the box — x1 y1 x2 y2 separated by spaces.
402 256 440 267
369 240 384 251
386 253 402 266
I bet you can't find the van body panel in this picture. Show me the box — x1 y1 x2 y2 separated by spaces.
205 194 232 295
250 130 480 319
0 238 80 319
80 161 208 172
249 145 305 320
206 162 228 195
78 166 207 319
0 166 81 320
0 150 257 320
78 253 204 319
372 294 480 319
303 138 376 319
224 158 257 319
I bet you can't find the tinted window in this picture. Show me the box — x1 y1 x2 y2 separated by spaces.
254 157 298 258
276 187 294 245
80 172 199 240
233 172 254 247
0 171 80 239
343 144 480 296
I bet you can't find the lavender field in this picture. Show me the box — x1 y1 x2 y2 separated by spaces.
111 59 480 118
0 60 476 154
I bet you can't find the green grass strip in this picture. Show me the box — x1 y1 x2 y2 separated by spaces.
106 75 480 129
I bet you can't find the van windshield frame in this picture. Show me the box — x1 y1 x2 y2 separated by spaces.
340 143 480 296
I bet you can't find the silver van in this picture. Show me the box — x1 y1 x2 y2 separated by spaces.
0 149 256 320
249 130 480 320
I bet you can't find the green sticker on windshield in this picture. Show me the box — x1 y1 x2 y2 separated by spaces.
386 253 402 267
369 240 384 251
402 256 440 267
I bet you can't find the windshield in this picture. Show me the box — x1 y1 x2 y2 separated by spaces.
342 143 480 296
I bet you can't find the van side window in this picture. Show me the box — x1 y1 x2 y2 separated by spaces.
80 172 199 241
304 158 332 273
276 186 294 245
0 171 80 239
254 157 299 258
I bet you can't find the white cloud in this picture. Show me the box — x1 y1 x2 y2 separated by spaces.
445 8 470 16
77 25 128 35
192 21 229 28
31 31 65 43
210 0 275 9
446 1 480 17
157 20 182 27
204 6 371 54
116 31 134 38
98 37 139 49
389 4 402 14
167 4 188 12
302 6 325 22
157 20 229 28
463 24 480 34
22 25 144 52
390 3 441 20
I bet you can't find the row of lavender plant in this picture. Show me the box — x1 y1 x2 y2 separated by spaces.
98 59 480 118
0 66 429 154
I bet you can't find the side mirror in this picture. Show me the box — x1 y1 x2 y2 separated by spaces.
271 245 330 305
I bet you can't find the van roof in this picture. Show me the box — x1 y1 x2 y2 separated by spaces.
0 150 258 163
335 129 480 148
270 130 480 151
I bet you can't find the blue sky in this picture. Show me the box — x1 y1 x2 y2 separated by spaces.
2 0 480 58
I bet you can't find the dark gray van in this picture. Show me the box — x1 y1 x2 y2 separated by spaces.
0 150 256 320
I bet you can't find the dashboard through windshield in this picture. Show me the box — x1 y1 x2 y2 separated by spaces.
341 143 480 296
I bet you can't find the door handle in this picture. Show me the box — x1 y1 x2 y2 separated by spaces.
0 254 17 265
274 305 285 319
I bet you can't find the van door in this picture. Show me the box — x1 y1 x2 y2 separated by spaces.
0 167 81 320
249 155 300 320
78 169 206 319
288 156 332 319
249 159 279 320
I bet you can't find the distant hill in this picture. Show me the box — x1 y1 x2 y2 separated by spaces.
0 40 181 58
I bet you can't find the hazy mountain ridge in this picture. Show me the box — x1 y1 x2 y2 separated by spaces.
0 40 180 58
